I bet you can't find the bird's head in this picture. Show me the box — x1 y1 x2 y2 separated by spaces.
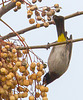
43 72 60 85
43 72 50 86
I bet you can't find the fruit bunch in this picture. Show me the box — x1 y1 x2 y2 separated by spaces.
27 3 61 27
0 41 48 100
12 0 61 28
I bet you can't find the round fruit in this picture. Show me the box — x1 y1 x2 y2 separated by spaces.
37 71 42 77
42 97 48 100
40 86 45 92
9 96 15 100
16 1 21 7
29 96 34 100
30 62 36 68
36 23 40 28
31 73 37 80
54 4 59 8
29 18 35 24
23 80 29 86
44 22 49 27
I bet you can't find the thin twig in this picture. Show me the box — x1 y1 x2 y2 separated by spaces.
1 11 83 40
16 38 83 50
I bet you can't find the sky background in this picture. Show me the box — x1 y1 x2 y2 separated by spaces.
0 0 83 100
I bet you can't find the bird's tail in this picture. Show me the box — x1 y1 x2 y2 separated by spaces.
53 15 67 42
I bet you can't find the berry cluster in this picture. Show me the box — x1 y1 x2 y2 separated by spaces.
12 0 61 28
27 3 61 27
0 40 48 100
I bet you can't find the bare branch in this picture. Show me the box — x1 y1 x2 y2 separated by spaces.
0 1 16 18
1 11 83 40
64 11 83 19
16 38 83 50
1 21 53 40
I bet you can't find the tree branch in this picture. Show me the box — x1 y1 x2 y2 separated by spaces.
64 11 83 19
1 21 53 40
0 1 16 18
0 11 83 40
16 37 83 50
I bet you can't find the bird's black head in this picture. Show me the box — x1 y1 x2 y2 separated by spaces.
43 72 60 85
43 72 50 86
53 15 64 23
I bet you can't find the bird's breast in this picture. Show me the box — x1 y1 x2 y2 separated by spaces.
48 44 70 76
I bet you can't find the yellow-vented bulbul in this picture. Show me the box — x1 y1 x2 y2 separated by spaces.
43 15 72 85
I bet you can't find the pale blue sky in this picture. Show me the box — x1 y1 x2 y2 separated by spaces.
0 0 83 100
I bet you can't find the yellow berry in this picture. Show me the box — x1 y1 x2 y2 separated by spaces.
29 96 34 100
10 96 15 100
22 92 28 98
1 76 6 82
0 68 7 74
0 87 5 94
2 47 7 52
9 72 14 78
40 86 45 92
42 97 48 100
19 66 26 73
35 92 40 98
3 53 7 58
37 16 42 21
54 4 59 8
36 23 40 28
16 1 21 7
37 62 40 67
23 80 29 86
14 94 18 99
37 71 42 77
30 62 36 69
5 45 10 49
37 64 44 71
27 10 33 15
6 74 12 80
44 22 49 27
31 73 37 80
12 48 17 53
41 92 47 97
44 87 49 92
3 84 9 90
46 11 52 16
15 61 21 67
8 63 13 69
28 79 33 85
22 50 27 54
37 77 41 82
29 18 35 24
6 80 12 86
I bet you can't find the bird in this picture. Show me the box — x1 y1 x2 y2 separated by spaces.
43 15 72 85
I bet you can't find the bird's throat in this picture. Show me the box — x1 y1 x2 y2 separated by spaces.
58 33 66 42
